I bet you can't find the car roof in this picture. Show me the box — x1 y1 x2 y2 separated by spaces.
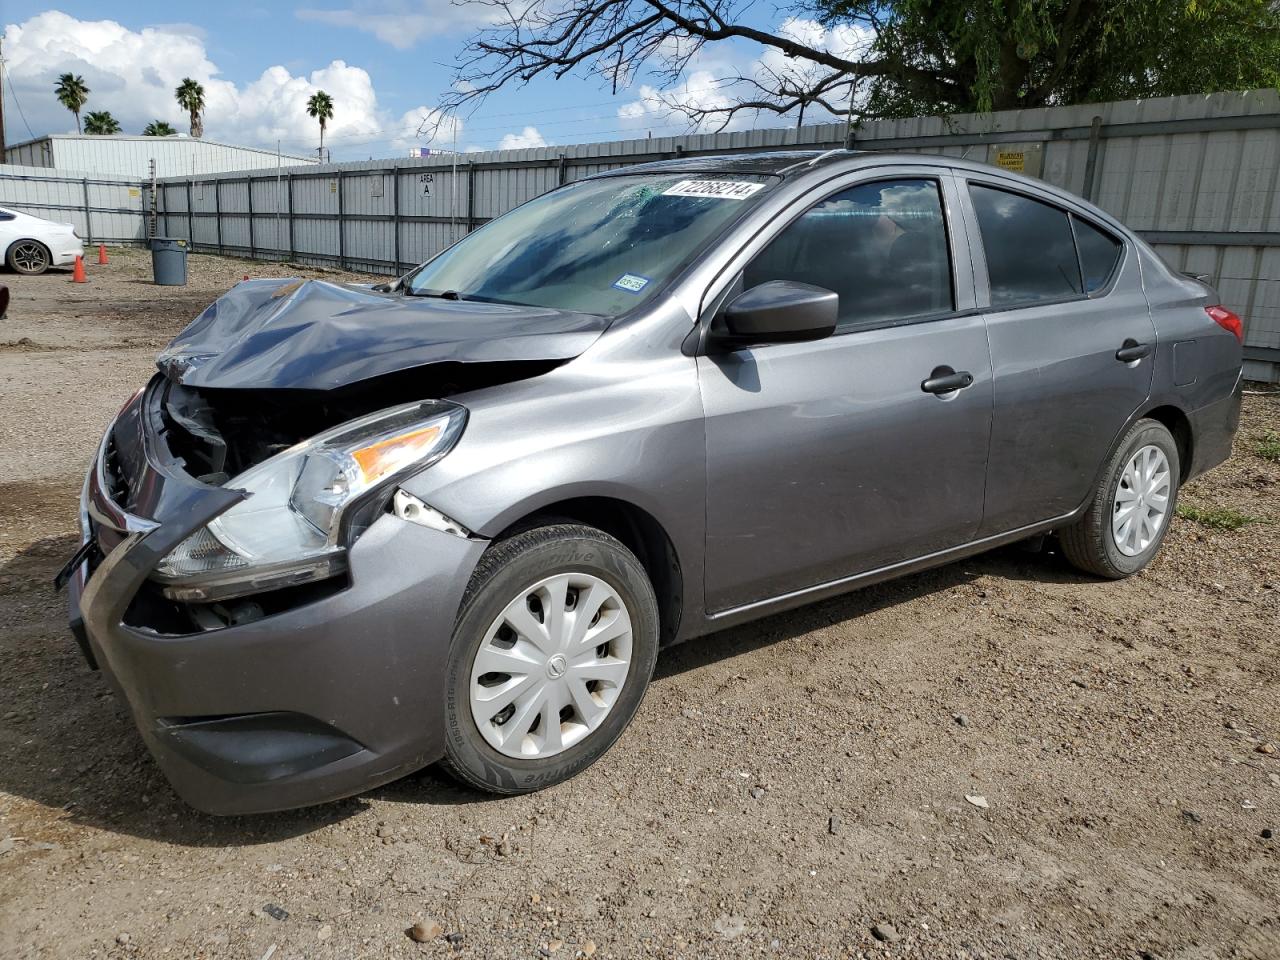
592 148 1009 181
593 148 1130 234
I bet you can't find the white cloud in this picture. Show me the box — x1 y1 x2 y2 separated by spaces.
0 11 462 159
616 18 874 133
391 105 464 153
498 126 548 150
295 1 495 50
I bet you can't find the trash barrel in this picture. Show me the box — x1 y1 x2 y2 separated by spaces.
150 237 189 286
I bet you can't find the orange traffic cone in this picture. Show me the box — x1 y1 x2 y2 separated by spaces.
97 244 108 265
72 256 87 283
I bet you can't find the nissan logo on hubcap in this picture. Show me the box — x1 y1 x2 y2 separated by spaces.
546 654 567 680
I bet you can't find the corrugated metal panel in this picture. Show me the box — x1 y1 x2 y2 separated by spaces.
5 135 317 179
0 163 149 241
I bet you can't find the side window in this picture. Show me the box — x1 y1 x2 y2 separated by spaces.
1072 214 1123 293
969 184 1082 307
742 178 953 331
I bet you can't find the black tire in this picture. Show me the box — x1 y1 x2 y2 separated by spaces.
6 240 51 275
1059 418 1181 579
441 523 660 794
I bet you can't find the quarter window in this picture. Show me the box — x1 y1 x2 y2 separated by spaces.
1072 214 1123 293
743 178 954 331
969 184 1082 306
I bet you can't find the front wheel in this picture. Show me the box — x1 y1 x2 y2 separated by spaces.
441 523 659 794
1059 419 1181 578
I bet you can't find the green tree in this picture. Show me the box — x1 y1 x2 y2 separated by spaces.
83 111 122 135
54 73 89 134
143 120 177 136
440 0 1280 129
175 78 206 138
306 90 335 159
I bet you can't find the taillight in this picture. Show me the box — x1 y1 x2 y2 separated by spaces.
1206 305 1243 343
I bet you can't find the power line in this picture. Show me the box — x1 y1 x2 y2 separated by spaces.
4 66 37 141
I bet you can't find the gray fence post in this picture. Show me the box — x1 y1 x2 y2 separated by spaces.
286 173 295 262
214 180 223 255
81 177 92 244
337 171 346 270
185 180 194 247
391 167 401 273
466 163 476 234
1082 115 1103 202
246 177 255 260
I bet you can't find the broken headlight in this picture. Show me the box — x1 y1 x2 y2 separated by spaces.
153 400 466 602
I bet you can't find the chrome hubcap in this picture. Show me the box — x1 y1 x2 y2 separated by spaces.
1112 444 1172 557
469 572 633 759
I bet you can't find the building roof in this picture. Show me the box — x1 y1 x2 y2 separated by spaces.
6 133 317 163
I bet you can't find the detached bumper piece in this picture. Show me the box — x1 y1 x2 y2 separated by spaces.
157 713 364 785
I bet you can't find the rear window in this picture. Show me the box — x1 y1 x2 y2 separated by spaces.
969 184 1082 307
1072 214 1123 293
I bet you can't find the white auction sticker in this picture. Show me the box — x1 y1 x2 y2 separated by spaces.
613 273 651 293
663 179 765 200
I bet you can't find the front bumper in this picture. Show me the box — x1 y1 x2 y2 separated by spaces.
67 382 485 814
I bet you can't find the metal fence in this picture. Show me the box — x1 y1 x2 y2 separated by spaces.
0 163 152 243
2 90 1277 379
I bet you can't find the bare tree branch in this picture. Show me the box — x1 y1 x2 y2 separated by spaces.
423 0 908 137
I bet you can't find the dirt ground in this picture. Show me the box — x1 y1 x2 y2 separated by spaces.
0 249 1277 960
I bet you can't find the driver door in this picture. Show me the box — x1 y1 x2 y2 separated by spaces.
698 169 993 613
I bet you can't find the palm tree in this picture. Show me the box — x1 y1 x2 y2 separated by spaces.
306 90 335 160
143 120 177 136
83 111 122 135
175 78 206 138
54 74 89 134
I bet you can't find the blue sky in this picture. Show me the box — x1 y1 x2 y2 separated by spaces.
2 4 856 159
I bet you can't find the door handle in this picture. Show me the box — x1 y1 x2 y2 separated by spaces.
1115 339 1152 363
921 367 974 395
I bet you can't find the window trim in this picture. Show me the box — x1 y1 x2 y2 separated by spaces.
697 172 968 350
961 175 1129 313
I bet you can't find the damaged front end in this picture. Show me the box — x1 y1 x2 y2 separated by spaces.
75 276 607 631
150 382 467 604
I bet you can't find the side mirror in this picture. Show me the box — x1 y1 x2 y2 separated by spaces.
713 280 838 347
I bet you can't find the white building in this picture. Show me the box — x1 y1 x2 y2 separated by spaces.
4 135 318 179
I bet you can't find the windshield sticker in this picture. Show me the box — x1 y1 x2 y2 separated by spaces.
613 273 651 294
663 179 765 200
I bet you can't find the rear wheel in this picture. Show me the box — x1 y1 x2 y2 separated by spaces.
1060 419 1180 578
7 240 51 275
441 523 659 794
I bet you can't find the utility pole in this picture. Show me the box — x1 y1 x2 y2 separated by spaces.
0 36 8 164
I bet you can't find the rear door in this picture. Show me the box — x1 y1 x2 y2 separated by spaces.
958 177 1155 536
698 169 993 613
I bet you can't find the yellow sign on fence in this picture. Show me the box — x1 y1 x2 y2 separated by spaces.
995 151 1026 172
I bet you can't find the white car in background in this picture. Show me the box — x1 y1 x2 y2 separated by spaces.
0 206 84 275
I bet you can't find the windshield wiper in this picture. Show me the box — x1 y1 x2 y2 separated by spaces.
405 288 465 300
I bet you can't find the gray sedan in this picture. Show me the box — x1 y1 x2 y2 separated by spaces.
61 150 1243 813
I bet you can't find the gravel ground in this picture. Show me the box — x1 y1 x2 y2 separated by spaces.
0 250 1277 960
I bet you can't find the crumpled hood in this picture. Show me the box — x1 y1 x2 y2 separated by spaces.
156 278 609 391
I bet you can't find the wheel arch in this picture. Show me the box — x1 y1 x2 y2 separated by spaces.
492 495 684 647
1139 403 1194 481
